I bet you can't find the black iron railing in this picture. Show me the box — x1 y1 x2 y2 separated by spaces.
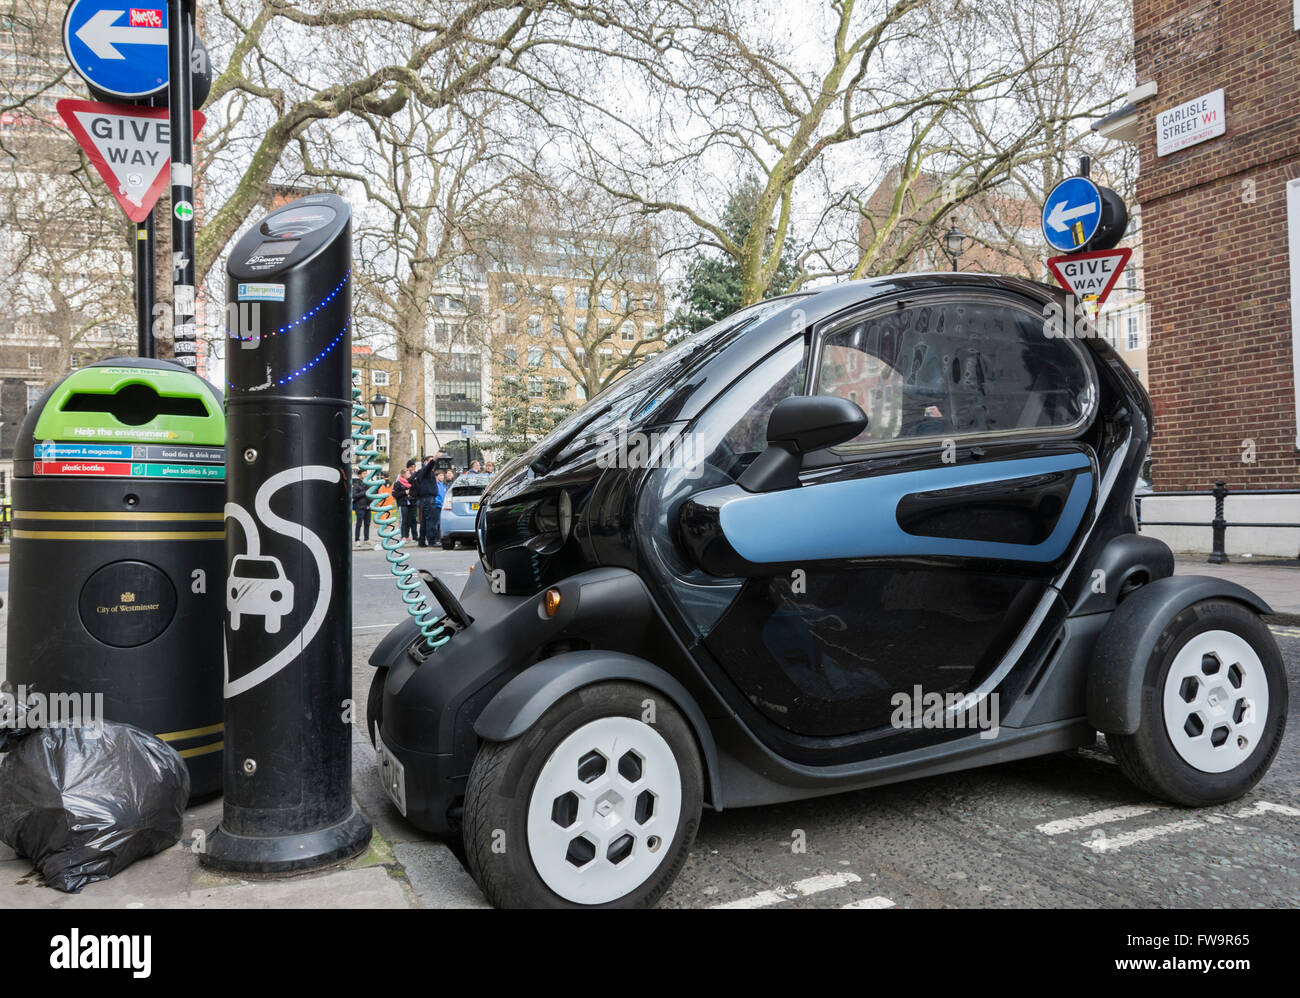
1136 481 1300 564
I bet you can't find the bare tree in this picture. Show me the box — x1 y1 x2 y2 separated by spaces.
295 95 510 462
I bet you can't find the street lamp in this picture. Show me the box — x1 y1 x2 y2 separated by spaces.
943 224 967 271
369 394 442 458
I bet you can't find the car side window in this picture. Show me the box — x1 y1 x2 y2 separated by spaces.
814 296 1093 449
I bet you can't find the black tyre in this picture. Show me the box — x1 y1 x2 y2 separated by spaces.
366 667 388 747
463 681 703 909
441 536 455 550
1110 599 1287 806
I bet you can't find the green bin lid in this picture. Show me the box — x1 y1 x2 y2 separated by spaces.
31 362 225 446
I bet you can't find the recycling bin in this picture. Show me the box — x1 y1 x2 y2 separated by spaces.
6 357 226 798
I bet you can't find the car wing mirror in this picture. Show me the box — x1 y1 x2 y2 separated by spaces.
737 395 867 493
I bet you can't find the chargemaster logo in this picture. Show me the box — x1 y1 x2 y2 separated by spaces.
238 282 285 302
49 930 151 978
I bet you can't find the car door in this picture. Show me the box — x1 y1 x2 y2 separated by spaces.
685 290 1099 747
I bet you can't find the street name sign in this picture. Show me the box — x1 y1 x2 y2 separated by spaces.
1156 88 1225 157
1046 247 1132 306
1042 176 1103 253
57 99 205 222
62 0 170 100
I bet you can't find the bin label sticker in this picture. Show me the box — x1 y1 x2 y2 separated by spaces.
34 460 225 480
35 443 225 463
238 282 285 302
34 461 132 476
34 443 133 460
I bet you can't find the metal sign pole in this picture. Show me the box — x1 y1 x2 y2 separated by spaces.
167 0 197 370
134 216 156 358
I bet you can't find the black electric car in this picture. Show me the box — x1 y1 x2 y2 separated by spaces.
368 273 1287 908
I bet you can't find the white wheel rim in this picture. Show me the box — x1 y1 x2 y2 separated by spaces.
527 715 682 905
1162 629 1269 774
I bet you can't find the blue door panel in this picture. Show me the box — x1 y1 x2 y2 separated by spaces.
718 453 1093 564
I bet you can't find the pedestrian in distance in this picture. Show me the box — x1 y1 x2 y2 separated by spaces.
351 474 370 546
395 460 417 542
415 455 441 547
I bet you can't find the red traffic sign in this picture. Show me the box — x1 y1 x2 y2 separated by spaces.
56 99 205 223
1046 247 1132 305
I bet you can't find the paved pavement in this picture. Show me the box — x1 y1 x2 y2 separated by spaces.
0 543 489 910
1174 556 1300 623
0 545 1296 908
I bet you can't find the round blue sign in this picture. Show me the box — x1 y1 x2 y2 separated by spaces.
63 0 170 100
1041 176 1103 253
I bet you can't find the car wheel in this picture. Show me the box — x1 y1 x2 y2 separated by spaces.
441 537 455 550
463 681 702 908
1110 599 1287 806
366 667 388 747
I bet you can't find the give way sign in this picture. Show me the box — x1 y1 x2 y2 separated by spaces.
1046 247 1132 306
56 98 205 223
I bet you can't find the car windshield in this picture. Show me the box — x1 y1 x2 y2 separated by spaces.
233 557 278 579
535 295 812 468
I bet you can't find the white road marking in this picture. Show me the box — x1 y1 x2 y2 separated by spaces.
709 872 861 909
354 623 401 632
1083 800 1300 853
841 896 897 909
1036 804 1168 836
1268 624 1300 639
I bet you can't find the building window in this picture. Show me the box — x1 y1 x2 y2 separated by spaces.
1125 266 1137 292
375 430 390 453
26 384 41 410
551 287 566 308
372 369 389 387
503 346 518 366
27 352 41 369
575 287 589 310
644 324 658 341
70 354 82 369
621 322 635 341
598 290 613 311
527 346 542 367
527 314 542 337
504 317 519 338
551 316 562 338
528 376 543 398
501 283 518 305
552 352 564 369
1126 311 1140 351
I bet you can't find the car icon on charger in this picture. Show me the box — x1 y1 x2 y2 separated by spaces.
228 554 294 633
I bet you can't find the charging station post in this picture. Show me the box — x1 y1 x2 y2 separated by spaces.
201 192 371 872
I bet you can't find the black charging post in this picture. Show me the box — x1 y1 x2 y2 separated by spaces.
201 192 371 872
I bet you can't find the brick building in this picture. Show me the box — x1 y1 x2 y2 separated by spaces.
1096 0 1300 555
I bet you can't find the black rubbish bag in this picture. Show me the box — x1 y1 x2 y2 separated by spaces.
0 721 189 893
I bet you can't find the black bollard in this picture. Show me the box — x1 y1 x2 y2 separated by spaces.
201 193 371 872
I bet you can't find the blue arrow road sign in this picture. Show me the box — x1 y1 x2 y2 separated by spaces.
1041 176 1102 253
63 0 170 100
